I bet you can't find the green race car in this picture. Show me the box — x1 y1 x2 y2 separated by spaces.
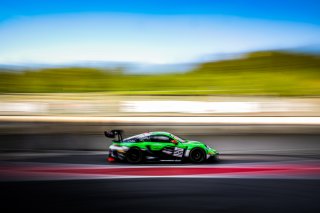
105 130 219 163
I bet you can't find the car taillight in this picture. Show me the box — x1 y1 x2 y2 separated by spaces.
107 157 115 162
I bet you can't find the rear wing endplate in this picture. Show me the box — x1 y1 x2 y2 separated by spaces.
104 130 123 142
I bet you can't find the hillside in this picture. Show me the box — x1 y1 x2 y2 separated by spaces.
193 51 320 73
0 51 319 95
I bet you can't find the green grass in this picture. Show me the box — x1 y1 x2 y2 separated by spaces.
1 51 320 95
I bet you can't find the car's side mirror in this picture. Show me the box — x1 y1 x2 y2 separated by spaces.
171 140 178 144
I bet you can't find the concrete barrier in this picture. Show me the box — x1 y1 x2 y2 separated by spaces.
1 133 320 155
0 116 319 152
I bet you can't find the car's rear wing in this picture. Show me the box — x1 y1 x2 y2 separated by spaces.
104 130 123 142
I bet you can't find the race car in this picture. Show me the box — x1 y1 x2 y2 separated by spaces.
105 130 219 163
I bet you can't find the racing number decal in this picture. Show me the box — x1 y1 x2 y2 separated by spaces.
173 147 184 158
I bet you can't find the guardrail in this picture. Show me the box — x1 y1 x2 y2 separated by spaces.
1 116 320 125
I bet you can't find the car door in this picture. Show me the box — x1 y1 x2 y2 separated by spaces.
148 135 177 160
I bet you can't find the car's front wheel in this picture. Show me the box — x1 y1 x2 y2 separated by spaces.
126 148 143 163
189 148 206 163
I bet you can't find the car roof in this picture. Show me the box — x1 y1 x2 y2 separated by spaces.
149 131 172 137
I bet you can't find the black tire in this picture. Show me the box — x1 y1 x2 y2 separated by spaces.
189 148 206 163
126 148 143 163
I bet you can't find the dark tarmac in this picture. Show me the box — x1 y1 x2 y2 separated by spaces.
1 178 320 213
1 133 320 213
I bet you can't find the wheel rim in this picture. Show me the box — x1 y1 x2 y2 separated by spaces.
127 149 141 162
191 149 204 162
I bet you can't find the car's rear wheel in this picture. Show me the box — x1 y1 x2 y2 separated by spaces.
126 148 143 163
189 148 206 163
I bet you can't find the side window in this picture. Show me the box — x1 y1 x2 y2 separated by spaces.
123 134 150 143
123 137 139 143
139 136 150 142
150 135 171 143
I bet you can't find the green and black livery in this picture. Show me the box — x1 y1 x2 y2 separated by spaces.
105 130 219 163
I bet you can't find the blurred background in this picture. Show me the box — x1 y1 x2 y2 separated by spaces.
1 1 320 213
1 1 320 119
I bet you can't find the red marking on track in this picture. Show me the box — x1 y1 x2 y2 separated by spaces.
25 166 320 176
29 167 282 176
1 164 320 179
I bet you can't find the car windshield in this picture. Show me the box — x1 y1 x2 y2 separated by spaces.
172 134 186 143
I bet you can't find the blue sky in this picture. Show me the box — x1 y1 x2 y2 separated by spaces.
0 0 320 64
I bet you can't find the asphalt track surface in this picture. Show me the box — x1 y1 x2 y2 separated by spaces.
1 134 320 213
